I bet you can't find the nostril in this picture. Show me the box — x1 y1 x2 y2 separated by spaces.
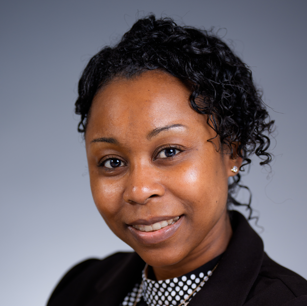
126 194 159 205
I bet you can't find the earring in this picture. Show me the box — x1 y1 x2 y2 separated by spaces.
231 166 239 173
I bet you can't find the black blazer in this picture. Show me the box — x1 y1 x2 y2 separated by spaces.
47 211 307 306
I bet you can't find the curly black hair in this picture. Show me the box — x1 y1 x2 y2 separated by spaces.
75 15 274 219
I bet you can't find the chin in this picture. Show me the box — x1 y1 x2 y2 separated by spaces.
136 247 187 269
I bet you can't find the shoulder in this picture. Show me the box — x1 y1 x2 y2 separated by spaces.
225 211 307 306
247 253 307 305
47 252 142 306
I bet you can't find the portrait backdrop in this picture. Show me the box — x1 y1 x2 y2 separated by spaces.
1 1 306 305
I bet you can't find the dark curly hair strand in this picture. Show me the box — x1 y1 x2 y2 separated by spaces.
75 15 274 220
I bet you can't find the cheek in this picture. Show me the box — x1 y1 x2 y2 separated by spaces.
90 176 130 243
179 166 200 190
170 160 229 208
169 165 204 203
90 177 123 219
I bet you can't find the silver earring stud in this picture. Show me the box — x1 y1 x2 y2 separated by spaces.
231 166 239 173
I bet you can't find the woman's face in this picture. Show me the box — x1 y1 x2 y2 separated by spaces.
85 71 239 279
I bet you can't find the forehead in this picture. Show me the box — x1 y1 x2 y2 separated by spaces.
86 71 207 140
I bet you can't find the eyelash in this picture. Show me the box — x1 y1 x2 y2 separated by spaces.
98 145 183 169
101 158 125 169
154 145 182 160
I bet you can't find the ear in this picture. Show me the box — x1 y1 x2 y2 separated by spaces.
223 143 243 178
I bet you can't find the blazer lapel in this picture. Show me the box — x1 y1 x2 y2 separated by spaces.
189 212 264 306
88 252 145 306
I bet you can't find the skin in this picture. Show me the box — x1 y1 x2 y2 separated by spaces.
85 70 241 280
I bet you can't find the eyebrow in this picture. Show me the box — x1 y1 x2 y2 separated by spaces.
147 124 187 140
90 137 119 145
90 124 187 144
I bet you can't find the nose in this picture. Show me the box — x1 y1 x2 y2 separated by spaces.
123 164 165 205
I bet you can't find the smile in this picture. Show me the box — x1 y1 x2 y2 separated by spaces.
132 217 180 232
128 216 184 245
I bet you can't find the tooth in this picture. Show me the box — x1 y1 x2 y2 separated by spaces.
144 225 153 232
160 221 168 227
132 217 180 232
152 222 162 230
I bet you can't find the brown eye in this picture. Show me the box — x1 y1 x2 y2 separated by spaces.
157 148 180 159
103 158 123 168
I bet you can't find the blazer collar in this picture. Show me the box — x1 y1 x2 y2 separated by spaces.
189 211 264 306
88 252 144 306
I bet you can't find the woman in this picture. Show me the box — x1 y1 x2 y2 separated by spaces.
47 15 307 306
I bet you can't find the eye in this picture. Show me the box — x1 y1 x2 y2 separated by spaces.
156 147 181 159
102 158 124 169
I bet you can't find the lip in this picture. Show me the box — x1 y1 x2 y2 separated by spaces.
128 215 184 245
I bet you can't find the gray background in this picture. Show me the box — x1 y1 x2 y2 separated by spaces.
1 1 306 305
